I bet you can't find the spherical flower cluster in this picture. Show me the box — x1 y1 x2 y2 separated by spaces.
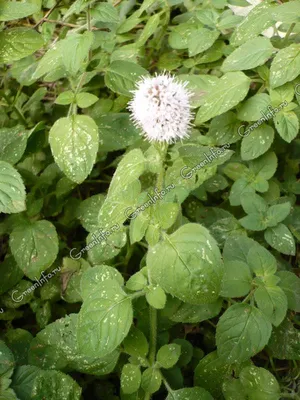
128 73 193 144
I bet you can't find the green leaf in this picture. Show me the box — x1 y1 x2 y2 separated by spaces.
86 227 127 265
177 74 219 108
204 174 228 193
188 28 220 57
0 0 40 21
34 32 93 79
129 211 150 244
207 112 241 145
146 285 166 310
77 279 133 357
121 364 141 394
151 202 179 231
266 202 291 227
9 220 58 280
97 181 141 230
254 286 287 327
274 110 299 143
196 8 219 26
270 83 294 107
271 0 300 24
105 61 148 96
221 260 252 298
76 93 98 108
270 44 300 88
223 235 256 264
31 370 82 400
264 224 296 255
147 223 224 304
229 179 255 206
268 318 300 360
241 125 274 161
77 194 105 232
194 351 246 398
222 378 247 400
0 125 28 165
0 161 26 214
246 244 276 277
126 269 148 291
5 329 33 365
248 150 277 182
172 339 193 367
169 23 200 50
230 1 277 46
123 327 149 359
179 144 233 170
0 341 14 375
136 14 161 46
216 304 272 362
55 91 74 105
11 365 41 399
195 72 250 124
240 192 268 215
0 256 23 296
222 37 274 72
141 367 161 394
277 271 300 312
49 115 99 184
28 314 119 375
91 2 119 23
96 113 140 152
239 366 280 400
0 28 43 63
2 279 35 308
33 44 65 80
80 264 124 301
239 214 267 231
107 149 145 198
237 93 271 122
61 32 94 77
166 387 213 400
170 299 222 323
157 344 181 369
61 257 90 303
223 163 249 182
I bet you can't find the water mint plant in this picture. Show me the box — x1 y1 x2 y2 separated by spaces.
0 0 300 399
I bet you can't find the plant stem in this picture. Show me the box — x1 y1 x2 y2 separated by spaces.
144 142 168 400
283 23 296 45
67 10 92 117
3 93 28 126
43 19 80 28
148 306 157 365
34 0 62 29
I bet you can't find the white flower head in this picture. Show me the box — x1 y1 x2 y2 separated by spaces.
128 73 193 144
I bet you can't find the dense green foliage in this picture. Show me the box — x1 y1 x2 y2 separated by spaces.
0 0 300 399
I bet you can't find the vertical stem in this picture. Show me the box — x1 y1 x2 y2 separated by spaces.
155 142 168 192
145 142 168 400
283 23 295 45
87 5 93 61
148 306 157 366
68 8 92 117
